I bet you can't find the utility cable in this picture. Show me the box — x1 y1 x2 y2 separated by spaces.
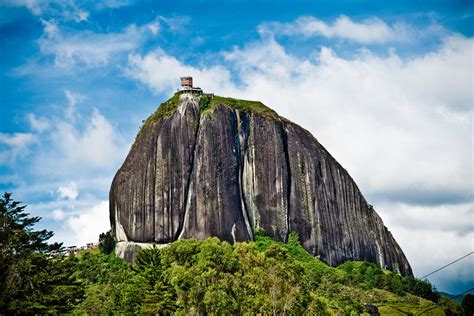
420 251 474 279
451 287 474 299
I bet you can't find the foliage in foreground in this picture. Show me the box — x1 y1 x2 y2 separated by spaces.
0 193 468 315
0 193 83 313
72 234 462 315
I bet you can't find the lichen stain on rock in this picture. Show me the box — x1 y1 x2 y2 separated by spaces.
110 93 412 276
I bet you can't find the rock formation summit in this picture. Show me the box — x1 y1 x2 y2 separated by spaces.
110 78 412 275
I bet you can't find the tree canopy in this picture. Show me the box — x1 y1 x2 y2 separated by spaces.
0 192 468 315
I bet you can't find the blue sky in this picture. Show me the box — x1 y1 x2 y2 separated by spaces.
0 0 472 294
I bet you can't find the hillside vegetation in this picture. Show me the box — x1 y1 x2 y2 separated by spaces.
1 193 466 315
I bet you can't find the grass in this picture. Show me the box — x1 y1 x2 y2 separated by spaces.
202 95 280 120
377 301 445 315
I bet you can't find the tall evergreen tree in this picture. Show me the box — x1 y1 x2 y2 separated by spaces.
0 192 83 313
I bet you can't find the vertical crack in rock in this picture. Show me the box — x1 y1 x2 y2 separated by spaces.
176 96 201 240
235 110 254 240
281 123 292 242
152 133 158 242
142 160 147 241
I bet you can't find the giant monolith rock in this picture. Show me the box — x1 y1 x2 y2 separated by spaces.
110 92 412 275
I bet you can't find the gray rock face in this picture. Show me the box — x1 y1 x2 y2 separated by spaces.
110 93 412 275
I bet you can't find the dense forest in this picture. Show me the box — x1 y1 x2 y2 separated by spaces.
1 192 472 315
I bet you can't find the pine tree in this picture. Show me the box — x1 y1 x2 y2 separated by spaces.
0 192 83 313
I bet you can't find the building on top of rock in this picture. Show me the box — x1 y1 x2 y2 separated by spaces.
178 77 214 97
179 76 203 95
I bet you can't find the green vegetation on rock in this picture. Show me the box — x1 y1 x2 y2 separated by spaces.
138 93 281 141
205 95 280 120
137 93 280 140
199 94 212 114
136 93 180 139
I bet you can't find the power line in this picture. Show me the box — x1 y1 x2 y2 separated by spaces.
420 251 474 279
452 287 474 299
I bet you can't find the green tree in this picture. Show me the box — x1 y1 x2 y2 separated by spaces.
0 192 83 313
99 229 116 254
462 293 474 316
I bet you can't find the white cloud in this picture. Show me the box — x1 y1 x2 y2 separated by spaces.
126 49 232 96
52 208 65 220
27 113 50 132
37 19 161 69
38 26 140 68
380 202 473 236
0 132 37 148
378 203 474 293
6 0 89 22
52 108 125 169
67 200 110 245
40 19 59 36
8 88 128 191
76 10 89 22
147 21 160 36
64 89 85 119
158 16 190 33
57 182 79 200
95 0 133 10
221 36 473 204
258 15 442 44
0 132 37 163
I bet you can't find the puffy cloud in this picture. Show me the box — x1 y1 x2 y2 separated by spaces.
52 108 125 169
67 200 110 245
20 90 128 180
258 15 443 44
52 208 65 220
126 49 233 96
5 89 128 248
57 182 79 200
27 113 50 132
220 36 473 205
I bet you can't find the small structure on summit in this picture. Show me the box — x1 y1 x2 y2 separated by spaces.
178 77 214 97
179 76 203 95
